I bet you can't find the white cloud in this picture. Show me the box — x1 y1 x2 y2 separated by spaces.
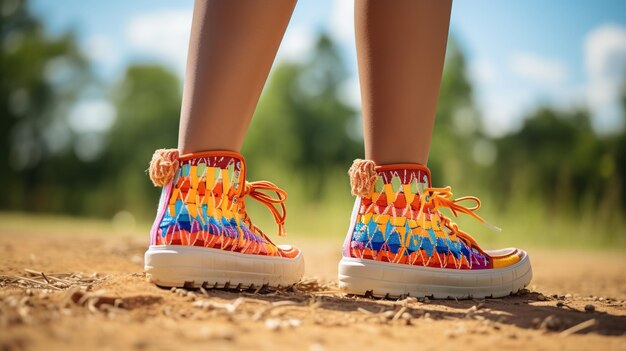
510 52 568 86
469 59 497 84
276 25 315 63
328 0 361 113
85 35 119 68
126 9 192 75
329 0 354 44
470 57 534 137
338 76 361 109
483 25 626 136
478 93 528 137
584 24 626 134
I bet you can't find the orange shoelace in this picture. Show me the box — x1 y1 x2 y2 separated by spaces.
416 186 500 251
240 180 288 238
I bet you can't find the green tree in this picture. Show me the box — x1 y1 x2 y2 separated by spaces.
493 105 624 214
1 0 90 212
243 34 361 199
103 65 182 217
429 38 482 187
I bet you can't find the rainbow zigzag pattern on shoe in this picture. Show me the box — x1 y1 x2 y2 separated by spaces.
148 149 299 259
345 160 522 270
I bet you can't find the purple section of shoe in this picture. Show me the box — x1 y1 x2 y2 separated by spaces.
343 198 361 258
150 183 172 245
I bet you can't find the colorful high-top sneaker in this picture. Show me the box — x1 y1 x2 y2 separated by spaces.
144 149 304 288
338 160 532 299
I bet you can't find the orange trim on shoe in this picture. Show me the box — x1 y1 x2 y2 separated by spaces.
375 163 432 187
178 149 244 161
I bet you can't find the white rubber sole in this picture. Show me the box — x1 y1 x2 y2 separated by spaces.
144 245 304 288
338 251 532 299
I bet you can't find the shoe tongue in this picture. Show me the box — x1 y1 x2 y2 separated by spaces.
375 163 432 189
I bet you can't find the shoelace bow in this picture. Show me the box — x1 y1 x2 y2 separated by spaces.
240 180 288 238
416 186 500 250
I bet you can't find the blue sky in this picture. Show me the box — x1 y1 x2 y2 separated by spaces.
31 0 626 136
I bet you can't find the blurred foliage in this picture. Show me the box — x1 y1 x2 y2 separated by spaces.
243 34 361 199
1 0 90 213
429 37 482 185
103 65 181 216
1 1 625 247
494 107 625 212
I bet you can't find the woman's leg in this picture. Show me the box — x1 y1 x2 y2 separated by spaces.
147 0 304 289
355 0 452 165
178 0 296 154
343 1 531 299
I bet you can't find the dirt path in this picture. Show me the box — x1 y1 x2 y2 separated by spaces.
1 229 625 351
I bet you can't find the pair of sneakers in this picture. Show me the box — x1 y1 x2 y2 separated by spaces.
144 149 532 299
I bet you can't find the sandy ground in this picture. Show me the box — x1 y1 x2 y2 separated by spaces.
0 228 625 351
